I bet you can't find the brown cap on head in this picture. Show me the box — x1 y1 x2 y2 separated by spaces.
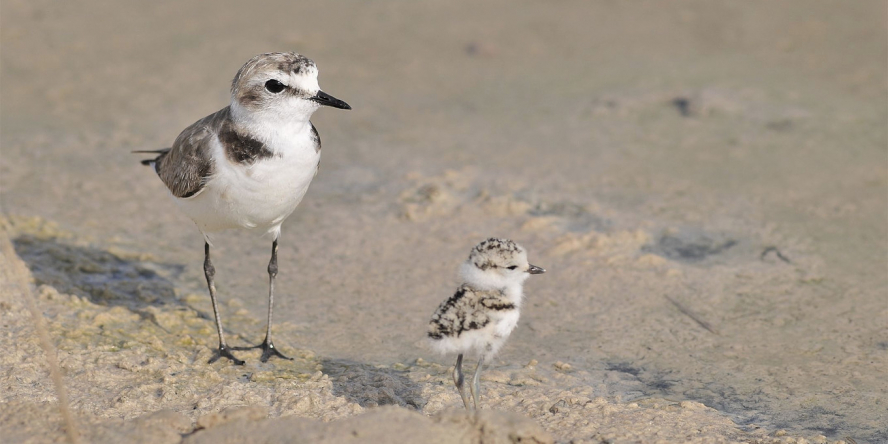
229 52 351 113
231 52 316 95
230 52 318 110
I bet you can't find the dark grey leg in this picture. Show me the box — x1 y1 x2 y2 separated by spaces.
469 355 486 411
204 242 244 365
234 239 292 362
453 353 472 411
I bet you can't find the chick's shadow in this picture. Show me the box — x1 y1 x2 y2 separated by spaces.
320 358 426 411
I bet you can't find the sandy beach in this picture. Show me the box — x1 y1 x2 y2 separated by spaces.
1 1 886 442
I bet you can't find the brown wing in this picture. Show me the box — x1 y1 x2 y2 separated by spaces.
150 108 228 198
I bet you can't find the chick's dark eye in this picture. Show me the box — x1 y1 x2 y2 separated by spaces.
265 80 285 93
507 266 518 270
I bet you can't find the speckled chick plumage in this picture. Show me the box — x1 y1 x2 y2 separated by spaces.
428 238 545 358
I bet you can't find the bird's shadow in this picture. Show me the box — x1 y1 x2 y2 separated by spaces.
12 235 186 313
320 358 426 411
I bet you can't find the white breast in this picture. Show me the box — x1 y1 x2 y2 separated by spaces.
174 125 320 239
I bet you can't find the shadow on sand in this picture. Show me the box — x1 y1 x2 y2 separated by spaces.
12 235 186 311
320 358 426 410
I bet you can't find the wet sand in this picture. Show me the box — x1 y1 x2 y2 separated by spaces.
1 1 886 443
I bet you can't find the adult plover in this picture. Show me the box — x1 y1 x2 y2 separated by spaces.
137 52 351 364
428 238 545 411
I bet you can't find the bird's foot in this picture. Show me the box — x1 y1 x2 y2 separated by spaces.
234 339 293 363
208 345 245 365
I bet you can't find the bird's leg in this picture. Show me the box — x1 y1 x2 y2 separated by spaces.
204 242 244 365
234 239 292 362
469 355 486 412
453 353 473 411
260 239 292 362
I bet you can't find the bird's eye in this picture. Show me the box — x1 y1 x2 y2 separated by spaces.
265 80 286 93
507 266 518 270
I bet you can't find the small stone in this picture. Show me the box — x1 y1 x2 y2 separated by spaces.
553 361 572 371
548 399 568 414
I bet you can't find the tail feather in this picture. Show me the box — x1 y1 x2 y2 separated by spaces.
133 149 170 166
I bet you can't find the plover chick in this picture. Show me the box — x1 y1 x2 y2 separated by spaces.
428 238 545 411
136 52 351 365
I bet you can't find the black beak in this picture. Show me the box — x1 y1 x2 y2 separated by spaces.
527 264 546 275
311 90 351 110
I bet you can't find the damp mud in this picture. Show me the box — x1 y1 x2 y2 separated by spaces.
1 1 886 443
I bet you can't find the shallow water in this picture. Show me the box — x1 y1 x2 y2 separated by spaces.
2 0 886 442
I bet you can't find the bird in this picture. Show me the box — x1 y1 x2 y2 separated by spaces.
428 238 545 411
136 52 351 365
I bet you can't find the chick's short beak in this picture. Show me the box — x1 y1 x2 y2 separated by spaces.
311 90 351 110
527 264 546 275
